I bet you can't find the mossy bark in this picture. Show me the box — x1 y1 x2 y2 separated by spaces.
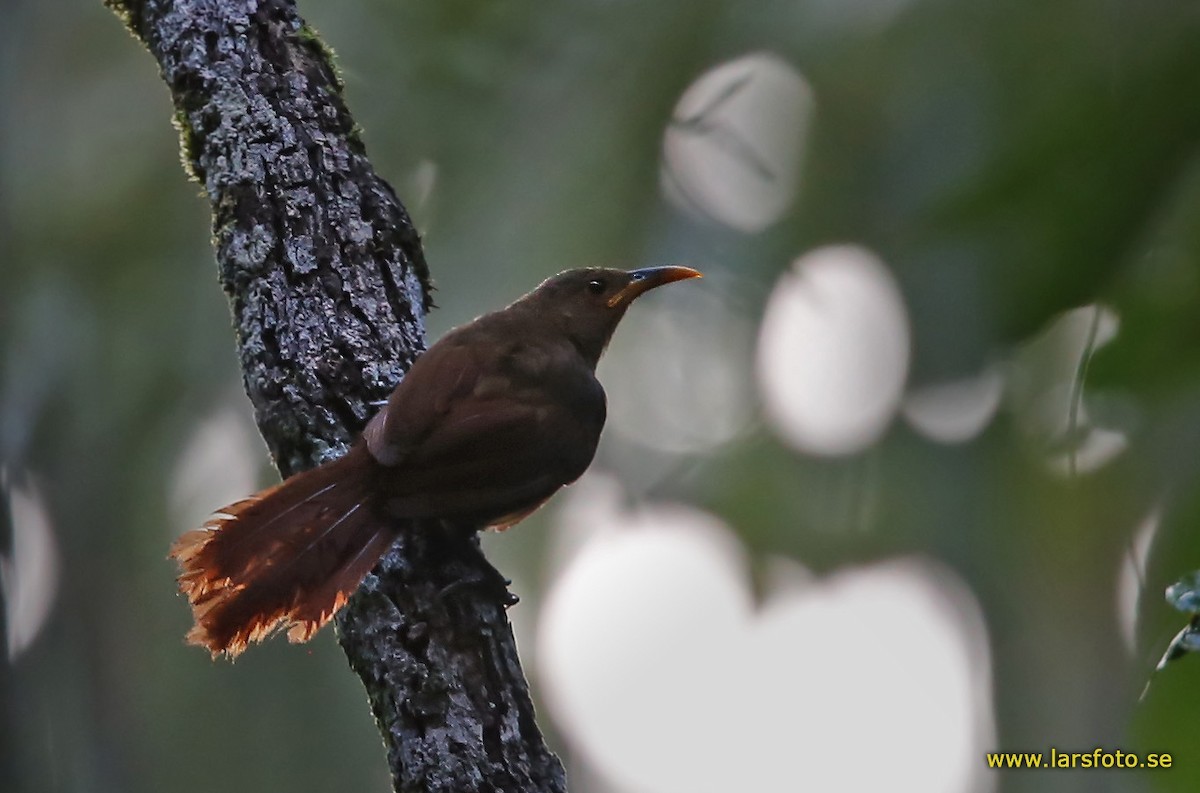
105 1 567 790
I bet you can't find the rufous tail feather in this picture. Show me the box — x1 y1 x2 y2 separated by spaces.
169 450 393 658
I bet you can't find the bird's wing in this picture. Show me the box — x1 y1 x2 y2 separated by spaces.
363 336 606 523
362 338 479 466
380 389 603 522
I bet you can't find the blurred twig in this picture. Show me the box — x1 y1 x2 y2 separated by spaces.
1065 304 1103 478
103 1 566 791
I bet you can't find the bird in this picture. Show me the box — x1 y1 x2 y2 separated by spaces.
170 265 702 657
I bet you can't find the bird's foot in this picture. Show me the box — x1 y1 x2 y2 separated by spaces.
434 522 519 608
437 568 519 608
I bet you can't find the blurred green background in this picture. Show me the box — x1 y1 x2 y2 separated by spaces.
5 0 1200 791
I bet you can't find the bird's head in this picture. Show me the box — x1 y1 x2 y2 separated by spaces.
519 266 702 365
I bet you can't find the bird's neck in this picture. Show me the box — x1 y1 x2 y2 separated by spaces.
503 301 623 370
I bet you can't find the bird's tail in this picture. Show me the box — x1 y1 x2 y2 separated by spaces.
169 450 394 658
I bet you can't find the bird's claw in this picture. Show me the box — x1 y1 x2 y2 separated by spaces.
437 571 519 608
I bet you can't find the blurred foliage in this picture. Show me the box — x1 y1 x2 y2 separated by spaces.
4 0 1200 792
1155 572 1200 671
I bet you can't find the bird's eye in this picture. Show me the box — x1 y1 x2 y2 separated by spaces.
586 278 606 294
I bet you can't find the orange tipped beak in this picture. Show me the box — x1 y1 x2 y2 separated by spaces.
607 266 703 308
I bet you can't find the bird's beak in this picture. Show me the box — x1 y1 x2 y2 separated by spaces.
607 266 703 308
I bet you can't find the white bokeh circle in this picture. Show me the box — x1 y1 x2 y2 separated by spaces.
902 365 1005 444
168 395 263 533
757 245 911 455
601 274 755 456
538 493 995 793
662 52 813 233
0 469 59 661
1009 303 1128 475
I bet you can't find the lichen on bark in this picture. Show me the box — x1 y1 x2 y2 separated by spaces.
105 1 567 790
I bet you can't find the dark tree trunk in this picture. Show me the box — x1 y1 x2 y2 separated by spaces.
104 1 568 791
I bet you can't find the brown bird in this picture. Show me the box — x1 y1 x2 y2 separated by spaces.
171 266 701 657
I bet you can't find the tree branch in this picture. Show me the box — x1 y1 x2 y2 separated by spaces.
105 1 567 790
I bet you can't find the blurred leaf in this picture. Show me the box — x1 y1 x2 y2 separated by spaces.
1153 572 1200 672
1166 571 1200 614
1156 617 1200 671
